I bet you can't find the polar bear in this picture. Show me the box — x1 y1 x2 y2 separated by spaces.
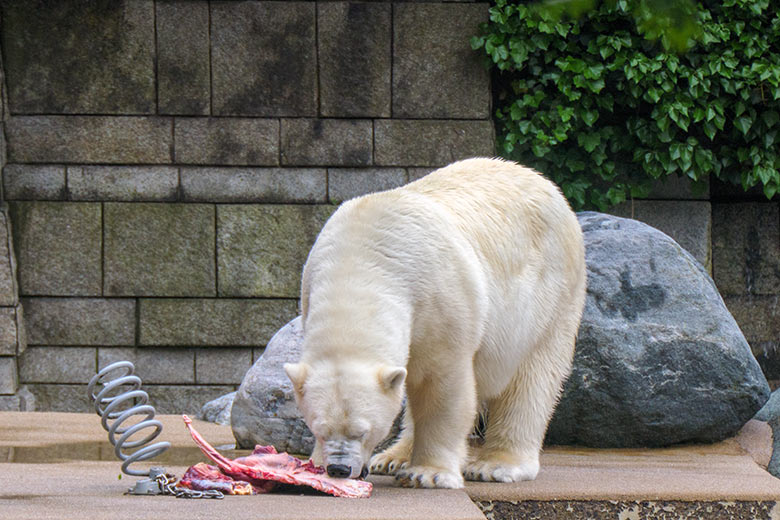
284 157 586 489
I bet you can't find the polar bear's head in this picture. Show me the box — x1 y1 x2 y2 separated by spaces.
284 361 406 479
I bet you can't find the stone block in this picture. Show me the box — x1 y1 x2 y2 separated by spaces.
393 3 490 118
0 210 18 306
8 202 102 296
135 348 195 385
175 118 279 165
23 297 135 346
281 119 372 166
145 385 236 415
328 168 407 202
139 299 298 346
26 384 91 412
0 357 17 394
3 165 66 200
18 346 96 384
211 2 316 116
1 2 155 114
217 205 335 298
68 166 178 201
713 203 780 296
408 167 436 182
6 116 173 164
608 201 712 271
318 2 391 117
646 173 710 200
181 167 326 203
98 346 197 385
104 203 215 297
725 296 780 346
0 308 18 356
196 348 253 385
375 120 495 167
97 347 136 372
156 0 210 115
725 294 780 389
0 395 21 411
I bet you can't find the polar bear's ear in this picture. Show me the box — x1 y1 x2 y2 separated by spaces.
378 366 406 394
284 363 309 396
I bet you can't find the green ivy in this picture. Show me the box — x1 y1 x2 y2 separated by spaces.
472 0 780 210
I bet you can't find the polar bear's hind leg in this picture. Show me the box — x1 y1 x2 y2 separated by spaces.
464 328 575 482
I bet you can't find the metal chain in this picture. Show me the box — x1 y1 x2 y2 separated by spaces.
155 473 225 499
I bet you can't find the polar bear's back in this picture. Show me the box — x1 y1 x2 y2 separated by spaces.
405 158 582 282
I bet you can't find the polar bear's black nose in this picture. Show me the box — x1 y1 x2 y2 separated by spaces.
327 464 351 478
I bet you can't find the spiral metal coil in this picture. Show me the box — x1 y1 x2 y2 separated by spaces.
87 361 171 477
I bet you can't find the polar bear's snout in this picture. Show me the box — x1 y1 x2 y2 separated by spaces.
323 439 366 479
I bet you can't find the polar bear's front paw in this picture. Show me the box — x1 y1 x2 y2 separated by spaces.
464 457 540 483
369 451 409 475
395 466 464 489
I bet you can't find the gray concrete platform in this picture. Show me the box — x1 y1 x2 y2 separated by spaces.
1 412 779 519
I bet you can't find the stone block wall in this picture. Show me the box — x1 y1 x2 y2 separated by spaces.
0 0 494 412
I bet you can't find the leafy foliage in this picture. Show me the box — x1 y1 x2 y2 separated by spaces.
472 0 780 210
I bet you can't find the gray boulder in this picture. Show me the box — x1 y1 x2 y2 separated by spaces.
546 212 770 447
754 388 780 423
199 391 235 426
231 316 315 454
755 389 780 478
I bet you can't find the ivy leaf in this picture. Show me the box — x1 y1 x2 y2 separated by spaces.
578 132 601 152
580 109 599 127
762 110 779 128
734 116 753 135
703 121 717 140
557 105 575 122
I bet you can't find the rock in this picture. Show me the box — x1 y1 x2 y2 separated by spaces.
546 212 771 448
770 415 780 478
754 388 780 422
755 388 780 478
199 391 236 426
231 316 314 454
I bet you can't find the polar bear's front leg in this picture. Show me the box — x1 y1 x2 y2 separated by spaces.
395 363 477 489
369 410 413 475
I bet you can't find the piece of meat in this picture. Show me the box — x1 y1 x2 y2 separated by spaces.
178 462 260 495
181 415 373 498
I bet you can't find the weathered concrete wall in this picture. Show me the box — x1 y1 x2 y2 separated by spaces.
0 0 494 413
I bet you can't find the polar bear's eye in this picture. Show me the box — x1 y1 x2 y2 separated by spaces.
348 421 370 441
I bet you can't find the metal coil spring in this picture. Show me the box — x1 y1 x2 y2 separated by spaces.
86 361 171 477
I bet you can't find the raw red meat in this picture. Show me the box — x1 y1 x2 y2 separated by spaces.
178 462 259 495
181 415 373 498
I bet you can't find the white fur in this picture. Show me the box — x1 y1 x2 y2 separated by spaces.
285 158 586 488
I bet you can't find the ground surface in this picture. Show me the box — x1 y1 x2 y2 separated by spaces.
0 412 778 519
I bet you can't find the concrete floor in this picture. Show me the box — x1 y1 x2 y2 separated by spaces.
1 412 778 519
